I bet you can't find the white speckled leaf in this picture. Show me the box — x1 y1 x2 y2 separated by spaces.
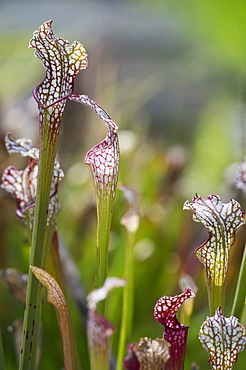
4 133 63 180
29 20 88 136
183 195 245 286
30 20 87 109
5 133 33 156
2 134 63 226
69 94 119 200
199 307 246 369
1 162 38 219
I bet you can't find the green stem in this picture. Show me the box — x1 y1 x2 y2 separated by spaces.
231 244 246 319
116 232 135 370
96 195 114 314
49 231 66 292
90 345 111 370
208 279 224 316
18 113 60 370
0 325 6 370
207 244 226 315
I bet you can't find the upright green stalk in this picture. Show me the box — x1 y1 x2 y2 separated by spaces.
19 122 60 369
117 232 135 370
1 131 63 368
97 195 114 290
117 185 139 370
207 279 224 316
0 325 5 370
231 244 246 320
95 194 115 315
18 20 88 369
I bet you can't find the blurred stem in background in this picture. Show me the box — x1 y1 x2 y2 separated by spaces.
179 274 198 327
231 244 246 321
117 185 140 370
0 325 6 370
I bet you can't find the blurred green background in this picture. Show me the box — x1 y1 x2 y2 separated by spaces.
0 0 246 369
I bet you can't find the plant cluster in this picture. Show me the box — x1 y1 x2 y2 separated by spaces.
0 21 246 370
